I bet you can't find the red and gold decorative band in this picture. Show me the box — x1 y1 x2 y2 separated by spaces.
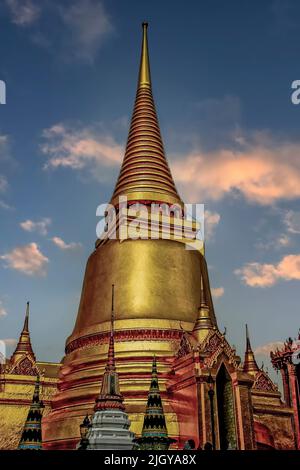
66 329 182 354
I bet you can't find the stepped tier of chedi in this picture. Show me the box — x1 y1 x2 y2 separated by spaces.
0 24 298 450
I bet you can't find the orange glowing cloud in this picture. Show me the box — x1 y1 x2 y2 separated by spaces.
0 242 49 276
235 254 300 287
172 142 300 205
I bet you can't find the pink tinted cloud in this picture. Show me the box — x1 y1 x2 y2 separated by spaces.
211 287 225 298
42 124 122 171
255 341 285 356
235 253 300 287
1 242 49 276
51 236 81 251
172 142 300 205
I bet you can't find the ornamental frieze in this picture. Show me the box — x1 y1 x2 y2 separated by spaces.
66 329 182 354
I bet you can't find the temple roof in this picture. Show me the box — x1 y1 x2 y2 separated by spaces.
110 23 182 207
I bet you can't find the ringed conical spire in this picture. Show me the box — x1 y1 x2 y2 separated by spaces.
11 302 35 363
243 324 259 375
134 356 176 450
18 375 44 450
111 22 182 207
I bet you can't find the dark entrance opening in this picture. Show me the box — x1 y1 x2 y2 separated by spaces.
216 364 237 450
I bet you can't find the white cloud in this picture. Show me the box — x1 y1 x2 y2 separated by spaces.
204 210 221 240
0 200 13 210
59 0 113 63
0 175 8 193
172 138 300 205
211 287 224 298
0 301 7 317
3 338 17 347
0 134 12 165
5 0 40 26
255 341 284 356
41 123 122 177
276 234 291 247
0 136 13 198
20 217 51 236
51 236 81 251
256 233 291 251
5 1 113 63
285 210 300 234
1 242 49 276
235 253 300 287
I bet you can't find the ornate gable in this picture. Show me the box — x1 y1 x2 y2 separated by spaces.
253 371 277 393
202 330 240 369
8 356 39 376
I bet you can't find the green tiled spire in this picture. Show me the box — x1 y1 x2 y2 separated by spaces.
18 376 44 450
134 356 176 450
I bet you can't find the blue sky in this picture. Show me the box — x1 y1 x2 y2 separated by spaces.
0 0 300 384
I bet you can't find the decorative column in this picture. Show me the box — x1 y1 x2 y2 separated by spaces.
207 373 216 450
287 363 300 449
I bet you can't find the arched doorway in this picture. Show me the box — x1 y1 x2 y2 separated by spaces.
216 363 237 449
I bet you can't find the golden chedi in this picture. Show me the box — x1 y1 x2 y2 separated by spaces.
42 24 296 451
43 22 216 449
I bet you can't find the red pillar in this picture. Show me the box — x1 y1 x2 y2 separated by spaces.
287 363 300 449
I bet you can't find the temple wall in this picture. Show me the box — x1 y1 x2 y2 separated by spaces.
0 373 58 450
254 412 295 449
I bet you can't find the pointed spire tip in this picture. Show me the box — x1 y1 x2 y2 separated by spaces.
138 20 151 89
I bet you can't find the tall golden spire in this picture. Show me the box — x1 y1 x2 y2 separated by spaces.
243 324 259 375
11 302 35 363
110 22 182 207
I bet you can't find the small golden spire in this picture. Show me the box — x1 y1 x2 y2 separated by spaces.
243 324 259 375
23 301 30 333
193 273 213 343
138 22 151 88
11 302 35 363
